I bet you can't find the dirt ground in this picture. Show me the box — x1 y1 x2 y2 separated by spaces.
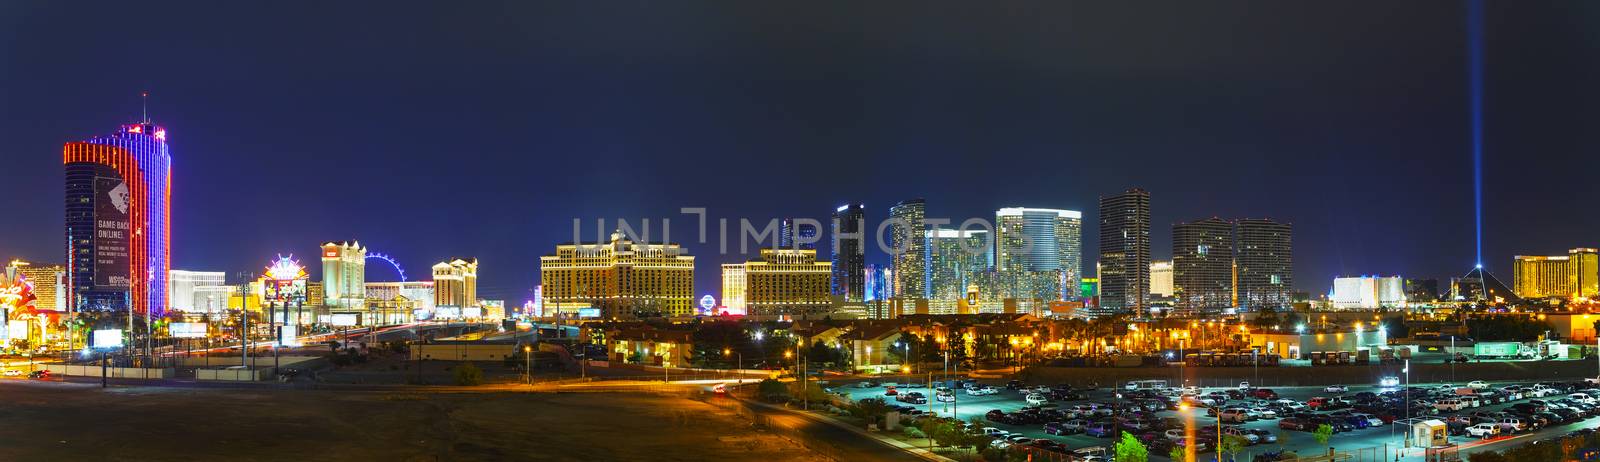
0 381 829 462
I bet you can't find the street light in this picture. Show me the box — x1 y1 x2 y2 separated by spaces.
523 345 532 385
724 348 743 384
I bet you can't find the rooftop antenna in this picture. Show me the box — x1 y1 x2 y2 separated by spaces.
141 90 150 124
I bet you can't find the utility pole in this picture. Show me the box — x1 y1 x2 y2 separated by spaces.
239 273 251 368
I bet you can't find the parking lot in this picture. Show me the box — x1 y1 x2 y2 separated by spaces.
827 375 1600 460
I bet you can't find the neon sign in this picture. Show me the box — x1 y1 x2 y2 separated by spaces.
264 254 307 281
0 274 36 311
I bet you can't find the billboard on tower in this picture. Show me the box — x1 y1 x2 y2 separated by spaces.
92 164 131 289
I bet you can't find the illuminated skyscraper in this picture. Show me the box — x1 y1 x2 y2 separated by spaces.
889 199 927 298
1234 218 1293 310
779 217 818 250
721 249 832 316
831 203 866 301
1513 248 1599 300
994 207 1081 300
541 232 695 318
321 241 367 309
432 258 478 308
1097 188 1150 315
64 119 171 316
1149 260 1173 298
1172 217 1234 315
927 228 988 301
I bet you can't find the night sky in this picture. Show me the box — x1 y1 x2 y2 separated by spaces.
2 1 1596 302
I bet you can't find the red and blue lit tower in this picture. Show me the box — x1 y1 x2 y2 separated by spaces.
63 118 171 317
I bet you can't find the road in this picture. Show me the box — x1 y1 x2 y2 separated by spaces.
734 396 937 462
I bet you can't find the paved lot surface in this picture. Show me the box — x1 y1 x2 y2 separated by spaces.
827 376 1600 461
0 380 827 462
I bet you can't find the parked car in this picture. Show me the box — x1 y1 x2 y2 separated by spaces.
1250 388 1280 400
1246 428 1278 444
1043 421 1079 435
27 370 49 380
1219 408 1251 423
966 386 998 396
1026 393 1048 406
1466 423 1500 438
1325 385 1349 393
1085 422 1117 438
1379 376 1401 387
1468 380 1491 389
1278 418 1312 431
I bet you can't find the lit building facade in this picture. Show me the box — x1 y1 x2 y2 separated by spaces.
1097 188 1151 315
831 203 866 301
995 207 1081 300
928 228 989 301
721 264 747 311
1172 217 1234 315
864 263 890 301
722 249 832 316
1331 276 1406 309
168 269 225 312
63 120 171 316
1234 218 1293 310
321 241 367 309
6 261 66 312
1149 260 1174 297
365 281 435 325
432 258 478 309
889 199 927 299
540 231 695 318
1513 248 1599 300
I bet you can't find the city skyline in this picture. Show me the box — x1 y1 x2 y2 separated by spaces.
3 2 1597 302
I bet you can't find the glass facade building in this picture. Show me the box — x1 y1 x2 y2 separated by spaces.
830 203 866 301
889 199 927 299
994 207 1081 301
1096 189 1150 315
927 228 989 301
1172 217 1234 315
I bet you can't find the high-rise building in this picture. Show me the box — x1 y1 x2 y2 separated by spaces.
721 249 832 316
779 217 818 250
1097 189 1150 315
1149 260 1174 298
831 203 866 301
1404 279 1440 302
431 258 478 308
889 199 927 299
64 119 171 316
1513 248 1599 300
321 241 367 309
1172 217 1234 315
721 264 747 311
1234 218 1293 310
5 261 66 312
540 231 695 318
168 269 225 312
927 228 989 301
995 207 1081 300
